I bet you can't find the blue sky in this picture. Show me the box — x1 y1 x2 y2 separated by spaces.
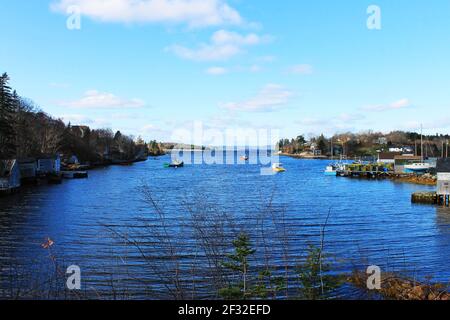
1 0 450 143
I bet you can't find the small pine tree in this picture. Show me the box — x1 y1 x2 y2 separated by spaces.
0 73 17 158
297 245 341 300
220 233 256 300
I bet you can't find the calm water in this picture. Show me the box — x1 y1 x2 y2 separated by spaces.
0 155 449 298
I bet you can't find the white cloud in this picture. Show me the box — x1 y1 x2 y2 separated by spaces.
51 0 242 28
206 64 261 75
206 66 228 75
141 124 159 132
390 98 410 109
59 114 113 127
168 29 271 61
59 114 95 124
222 84 292 112
362 98 411 112
338 113 365 122
256 55 276 63
288 64 313 75
59 90 146 109
248 65 262 73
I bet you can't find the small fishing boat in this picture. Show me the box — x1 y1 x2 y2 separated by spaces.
272 163 286 173
164 160 184 168
404 162 431 173
324 165 337 176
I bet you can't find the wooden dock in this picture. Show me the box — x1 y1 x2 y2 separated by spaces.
337 170 389 179
61 171 89 179
411 192 450 206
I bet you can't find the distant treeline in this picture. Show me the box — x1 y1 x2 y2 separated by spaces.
279 131 450 158
0 73 164 162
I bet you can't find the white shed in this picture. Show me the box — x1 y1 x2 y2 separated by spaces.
437 159 450 196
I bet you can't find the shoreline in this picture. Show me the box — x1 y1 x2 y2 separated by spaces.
281 153 438 186
280 153 330 160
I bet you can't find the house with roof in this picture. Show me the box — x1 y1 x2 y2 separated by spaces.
0 160 21 194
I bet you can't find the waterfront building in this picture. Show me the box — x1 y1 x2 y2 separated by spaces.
0 160 21 193
18 158 37 182
377 152 401 164
37 155 61 176
437 158 450 196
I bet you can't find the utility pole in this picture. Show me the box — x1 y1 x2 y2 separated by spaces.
420 124 424 162
330 138 334 159
445 140 448 158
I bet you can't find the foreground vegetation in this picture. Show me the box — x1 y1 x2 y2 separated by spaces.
1 186 448 300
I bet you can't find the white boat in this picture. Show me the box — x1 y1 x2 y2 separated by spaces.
404 162 431 173
324 165 337 176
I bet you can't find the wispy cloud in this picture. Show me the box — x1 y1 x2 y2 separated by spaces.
206 66 228 75
222 84 292 112
256 55 276 63
59 90 146 109
401 117 450 131
206 64 262 75
295 113 367 135
287 64 313 75
59 114 94 124
168 30 272 61
59 114 112 127
51 0 242 28
362 98 412 112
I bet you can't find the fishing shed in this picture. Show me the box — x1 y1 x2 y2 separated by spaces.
437 158 450 196
377 152 401 164
0 160 21 193
18 158 37 181
37 154 61 175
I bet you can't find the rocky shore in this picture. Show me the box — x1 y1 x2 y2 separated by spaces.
350 271 449 300
390 173 437 186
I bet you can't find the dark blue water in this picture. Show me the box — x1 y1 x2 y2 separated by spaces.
0 155 449 298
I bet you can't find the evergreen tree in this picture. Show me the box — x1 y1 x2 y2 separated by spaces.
0 73 17 158
220 233 256 299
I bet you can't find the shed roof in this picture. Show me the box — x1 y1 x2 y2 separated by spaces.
437 158 450 173
37 154 60 160
0 160 16 177
394 155 422 160
18 158 36 164
378 152 401 160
